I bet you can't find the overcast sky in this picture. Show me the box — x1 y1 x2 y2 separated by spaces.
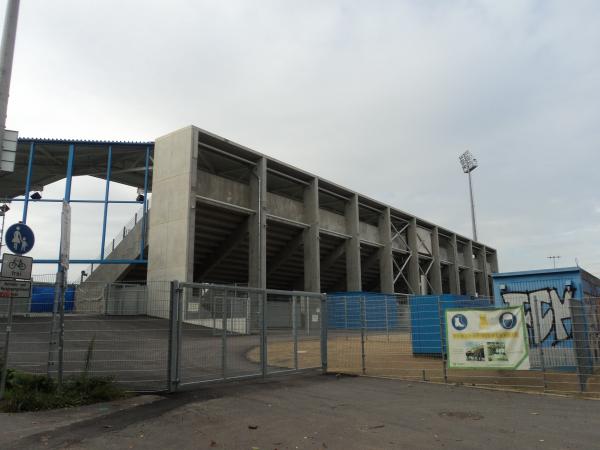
2 0 599 279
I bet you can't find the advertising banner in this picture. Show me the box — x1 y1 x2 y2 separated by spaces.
445 306 530 370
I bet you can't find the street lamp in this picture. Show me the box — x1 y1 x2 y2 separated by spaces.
459 150 478 242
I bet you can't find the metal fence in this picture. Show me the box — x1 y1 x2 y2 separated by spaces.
326 295 600 397
0 280 327 392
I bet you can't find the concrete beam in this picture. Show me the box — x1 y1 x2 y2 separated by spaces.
449 234 460 295
345 194 361 291
267 230 304 277
249 157 267 289
379 207 394 294
303 178 321 292
407 218 420 294
198 218 249 280
464 240 477 296
430 227 443 295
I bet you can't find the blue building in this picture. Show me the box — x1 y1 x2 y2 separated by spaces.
492 267 600 370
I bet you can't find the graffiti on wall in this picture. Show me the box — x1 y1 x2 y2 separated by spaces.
501 287 574 345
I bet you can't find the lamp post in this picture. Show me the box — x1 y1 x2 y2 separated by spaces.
459 150 479 242
0 0 20 155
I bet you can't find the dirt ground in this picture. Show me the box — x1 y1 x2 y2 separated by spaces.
249 333 600 397
4 373 600 450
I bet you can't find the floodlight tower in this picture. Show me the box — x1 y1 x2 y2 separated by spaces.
459 150 479 242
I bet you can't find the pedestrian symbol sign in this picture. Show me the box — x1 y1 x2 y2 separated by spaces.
5 223 35 255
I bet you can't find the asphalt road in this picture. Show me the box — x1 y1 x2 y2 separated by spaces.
5 374 600 450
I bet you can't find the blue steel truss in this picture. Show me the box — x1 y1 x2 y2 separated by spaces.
13 139 153 268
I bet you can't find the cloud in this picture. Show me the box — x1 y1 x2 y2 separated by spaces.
3 0 600 278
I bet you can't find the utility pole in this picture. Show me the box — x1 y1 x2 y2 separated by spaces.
0 0 20 152
459 150 479 242
547 256 560 269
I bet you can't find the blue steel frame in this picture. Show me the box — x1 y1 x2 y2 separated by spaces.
16 140 152 267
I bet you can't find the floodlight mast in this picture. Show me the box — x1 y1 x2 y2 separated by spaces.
459 150 478 242
0 0 20 155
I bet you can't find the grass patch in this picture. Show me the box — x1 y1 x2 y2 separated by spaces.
0 369 129 413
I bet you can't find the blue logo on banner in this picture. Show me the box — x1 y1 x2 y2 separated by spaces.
451 314 468 331
499 312 517 330
5 223 35 255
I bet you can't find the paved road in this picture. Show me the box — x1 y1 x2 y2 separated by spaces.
5 374 600 449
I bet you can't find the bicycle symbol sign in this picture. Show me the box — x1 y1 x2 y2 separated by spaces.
1 253 33 280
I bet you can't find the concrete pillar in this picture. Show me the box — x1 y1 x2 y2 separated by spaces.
249 157 267 289
490 251 499 273
479 245 490 297
303 178 320 293
465 240 477 296
407 218 420 294
449 234 460 295
345 194 361 291
430 227 443 295
147 126 198 284
378 207 394 294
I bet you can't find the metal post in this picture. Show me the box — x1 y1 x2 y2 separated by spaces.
57 270 65 388
22 142 35 223
320 294 328 374
292 296 298 370
221 289 228 380
360 296 366 375
467 170 478 242
0 293 15 400
99 146 112 259
167 281 181 392
0 0 20 153
385 296 390 343
438 297 448 383
533 298 547 391
344 296 348 329
260 290 267 377
139 146 150 259
568 298 586 394
306 296 310 336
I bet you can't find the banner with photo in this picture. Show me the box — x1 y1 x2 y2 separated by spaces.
445 306 530 370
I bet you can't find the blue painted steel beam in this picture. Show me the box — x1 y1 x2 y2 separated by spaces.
100 146 112 259
22 142 36 223
10 198 143 204
139 145 150 258
34 259 148 265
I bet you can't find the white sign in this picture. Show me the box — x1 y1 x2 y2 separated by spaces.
0 129 18 172
0 278 32 299
1 254 33 280
445 306 530 370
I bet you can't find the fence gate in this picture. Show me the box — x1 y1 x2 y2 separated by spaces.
170 283 327 390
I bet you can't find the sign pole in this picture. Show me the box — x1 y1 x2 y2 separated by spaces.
0 291 15 399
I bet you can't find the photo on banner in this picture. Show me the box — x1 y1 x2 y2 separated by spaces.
445 306 530 370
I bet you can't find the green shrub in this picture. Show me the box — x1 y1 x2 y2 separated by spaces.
0 371 128 413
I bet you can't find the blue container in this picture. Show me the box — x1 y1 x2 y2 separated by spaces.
492 267 600 370
30 284 75 313
327 292 398 330
409 294 491 356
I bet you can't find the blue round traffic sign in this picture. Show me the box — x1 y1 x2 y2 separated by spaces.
5 223 35 255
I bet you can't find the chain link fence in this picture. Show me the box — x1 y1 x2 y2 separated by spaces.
326 294 600 397
0 280 327 392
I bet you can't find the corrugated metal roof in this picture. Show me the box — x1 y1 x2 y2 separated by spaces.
18 137 154 146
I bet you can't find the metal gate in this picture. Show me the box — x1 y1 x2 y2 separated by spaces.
168 282 327 391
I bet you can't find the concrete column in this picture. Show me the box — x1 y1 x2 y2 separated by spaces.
490 251 499 273
449 234 460 295
147 126 198 284
378 207 394 294
303 178 320 293
407 218 420 294
479 245 490 297
430 227 443 295
465 240 477 296
345 194 361 291
249 157 267 289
